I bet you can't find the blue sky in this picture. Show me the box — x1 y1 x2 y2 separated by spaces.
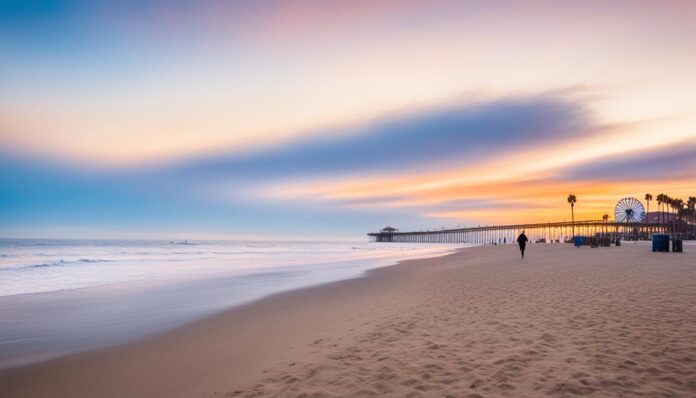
1 1 695 239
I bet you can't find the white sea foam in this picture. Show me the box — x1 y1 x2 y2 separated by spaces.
0 239 472 369
0 239 463 297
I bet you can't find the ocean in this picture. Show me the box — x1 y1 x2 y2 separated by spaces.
0 239 464 368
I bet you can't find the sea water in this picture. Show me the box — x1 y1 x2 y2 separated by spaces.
0 239 463 296
0 239 466 368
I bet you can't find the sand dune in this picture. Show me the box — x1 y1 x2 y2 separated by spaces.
1 244 695 397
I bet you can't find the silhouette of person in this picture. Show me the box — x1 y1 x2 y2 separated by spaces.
517 231 528 258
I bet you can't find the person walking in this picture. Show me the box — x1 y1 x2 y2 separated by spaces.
517 230 528 258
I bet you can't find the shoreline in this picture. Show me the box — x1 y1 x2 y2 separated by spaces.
0 247 468 396
0 243 460 370
2 244 696 397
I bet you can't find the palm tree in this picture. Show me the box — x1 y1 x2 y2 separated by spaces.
602 214 609 237
666 196 677 234
568 194 577 239
688 196 696 235
644 193 652 224
667 196 674 229
675 198 684 232
657 194 664 226
671 197 677 233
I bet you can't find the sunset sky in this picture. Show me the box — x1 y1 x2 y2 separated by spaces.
2 1 696 239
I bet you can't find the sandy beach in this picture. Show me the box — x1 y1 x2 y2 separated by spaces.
1 243 695 397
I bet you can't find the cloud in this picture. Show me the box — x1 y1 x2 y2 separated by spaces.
1 91 599 235
560 140 696 182
7 91 693 237
167 92 595 181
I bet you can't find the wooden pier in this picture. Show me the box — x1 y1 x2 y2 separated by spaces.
368 220 673 244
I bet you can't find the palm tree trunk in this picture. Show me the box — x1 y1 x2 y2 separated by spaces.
662 203 664 226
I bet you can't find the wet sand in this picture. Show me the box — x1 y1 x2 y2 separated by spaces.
1 244 695 397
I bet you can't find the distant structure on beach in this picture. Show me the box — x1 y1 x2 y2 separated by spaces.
614 197 645 223
369 195 696 243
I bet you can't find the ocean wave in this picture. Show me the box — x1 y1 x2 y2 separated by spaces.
2 258 115 271
77 258 112 263
117 250 208 256
210 250 294 256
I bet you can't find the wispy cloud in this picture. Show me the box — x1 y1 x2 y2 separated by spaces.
2 90 695 237
167 92 594 180
561 140 696 181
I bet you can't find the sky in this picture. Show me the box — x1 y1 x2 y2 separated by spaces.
1 0 695 240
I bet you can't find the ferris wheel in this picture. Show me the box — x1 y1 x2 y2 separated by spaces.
614 197 646 223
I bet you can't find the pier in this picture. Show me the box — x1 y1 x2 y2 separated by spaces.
368 220 675 244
